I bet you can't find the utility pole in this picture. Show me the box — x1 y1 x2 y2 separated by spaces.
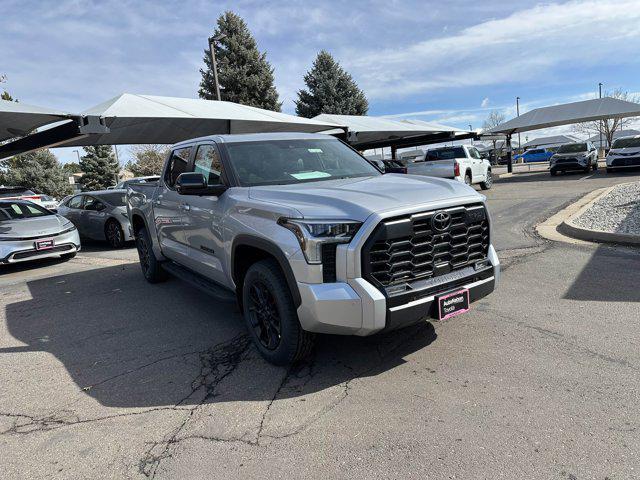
208 33 226 101
469 124 473 145
73 149 81 163
516 97 521 154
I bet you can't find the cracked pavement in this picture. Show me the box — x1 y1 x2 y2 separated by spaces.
1 169 640 479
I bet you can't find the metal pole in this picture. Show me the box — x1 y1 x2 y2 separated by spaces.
73 149 81 163
469 124 473 145
599 83 603 156
507 134 513 174
209 39 222 101
516 97 521 154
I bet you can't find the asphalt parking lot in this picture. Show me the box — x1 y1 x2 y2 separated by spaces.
1 168 640 479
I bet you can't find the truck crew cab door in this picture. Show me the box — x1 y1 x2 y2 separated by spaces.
179 142 229 286
467 146 485 182
155 146 193 263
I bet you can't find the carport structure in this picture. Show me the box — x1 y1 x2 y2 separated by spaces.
0 94 343 159
488 97 640 172
313 114 474 159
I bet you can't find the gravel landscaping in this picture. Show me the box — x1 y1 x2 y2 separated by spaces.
574 182 640 235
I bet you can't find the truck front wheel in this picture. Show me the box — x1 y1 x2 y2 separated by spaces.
242 259 314 365
135 226 167 283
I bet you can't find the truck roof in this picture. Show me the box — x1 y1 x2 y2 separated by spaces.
172 132 335 148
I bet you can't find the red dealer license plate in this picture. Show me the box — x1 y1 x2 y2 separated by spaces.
35 238 55 251
437 289 470 320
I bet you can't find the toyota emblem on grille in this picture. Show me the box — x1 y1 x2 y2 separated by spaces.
431 211 452 232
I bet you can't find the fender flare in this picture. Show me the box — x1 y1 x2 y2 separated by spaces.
231 234 302 307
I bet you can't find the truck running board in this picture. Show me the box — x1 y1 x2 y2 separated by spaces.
162 261 236 303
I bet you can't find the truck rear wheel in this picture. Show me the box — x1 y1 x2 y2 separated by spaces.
480 170 492 190
242 259 314 365
135 226 167 283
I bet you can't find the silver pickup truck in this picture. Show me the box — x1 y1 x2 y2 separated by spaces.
127 132 500 365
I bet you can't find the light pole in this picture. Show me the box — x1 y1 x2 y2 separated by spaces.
598 83 603 156
208 33 226 101
469 124 473 145
516 97 521 154
73 149 81 163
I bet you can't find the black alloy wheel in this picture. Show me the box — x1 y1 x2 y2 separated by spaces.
105 220 124 248
247 281 282 350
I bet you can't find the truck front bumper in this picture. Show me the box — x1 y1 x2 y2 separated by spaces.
296 244 500 336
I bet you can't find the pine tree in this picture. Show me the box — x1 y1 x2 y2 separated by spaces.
79 145 119 191
0 150 72 198
295 51 369 118
199 11 281 111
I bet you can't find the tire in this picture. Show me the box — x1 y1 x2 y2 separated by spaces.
105 219 125 248
464 172 472 186
606 167 615 174
480 170 492 190
550 169 557 176
592 161 598 171
242 259 315 366
60 251 77 260
135 225 167 283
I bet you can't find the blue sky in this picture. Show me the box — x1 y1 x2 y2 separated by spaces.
2 0 640 163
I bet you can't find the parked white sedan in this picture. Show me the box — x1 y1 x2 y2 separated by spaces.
0 200 80 264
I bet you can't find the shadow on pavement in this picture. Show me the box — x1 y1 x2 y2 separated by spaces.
564 244 640 302
2 263 437 408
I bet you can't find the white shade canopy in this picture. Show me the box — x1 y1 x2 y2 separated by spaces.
312 114 466 148
489 97 640 135
0 94 345 159
59 94 344 147
0 99 72 142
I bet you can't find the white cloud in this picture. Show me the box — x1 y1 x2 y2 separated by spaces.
348 0 640 99
481 97 490 108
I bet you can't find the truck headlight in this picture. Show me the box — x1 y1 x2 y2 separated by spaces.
278 218 362 264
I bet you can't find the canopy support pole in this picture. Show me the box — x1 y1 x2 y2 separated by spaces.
506 134 513 174
391 145 397 160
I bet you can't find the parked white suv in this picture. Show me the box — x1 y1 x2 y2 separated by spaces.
402 145 492 190
606 135 640 173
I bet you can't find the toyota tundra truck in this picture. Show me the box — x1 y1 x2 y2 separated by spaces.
127 132 500 365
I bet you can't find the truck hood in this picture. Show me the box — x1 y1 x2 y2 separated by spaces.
0 214 72 238
248 174 481 221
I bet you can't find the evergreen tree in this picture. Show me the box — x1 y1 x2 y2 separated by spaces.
199 11 281 111
79 145 119 191
295 51 369 118
0 150 72 198
126 145 168 176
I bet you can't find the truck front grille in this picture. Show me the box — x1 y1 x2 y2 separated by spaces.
361 204 489 289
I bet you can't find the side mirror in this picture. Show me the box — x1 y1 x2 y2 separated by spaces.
176 172 227 197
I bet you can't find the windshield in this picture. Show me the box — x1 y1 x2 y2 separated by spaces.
611 137 640 149
225 139 380 186
557 143 587 153
0 201 53 221
426 147 465 160
98 192 126 207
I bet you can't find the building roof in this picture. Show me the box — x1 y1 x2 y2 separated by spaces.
522 135 581 148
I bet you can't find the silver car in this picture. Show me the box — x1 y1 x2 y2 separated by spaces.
0 200 80 264
57 190 133 248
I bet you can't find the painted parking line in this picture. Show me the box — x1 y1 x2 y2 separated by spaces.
580 173 596 181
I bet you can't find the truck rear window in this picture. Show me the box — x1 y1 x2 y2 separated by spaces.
426 147 465 160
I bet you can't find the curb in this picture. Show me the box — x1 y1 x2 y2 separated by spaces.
558 184 640 246
536 182 640 246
